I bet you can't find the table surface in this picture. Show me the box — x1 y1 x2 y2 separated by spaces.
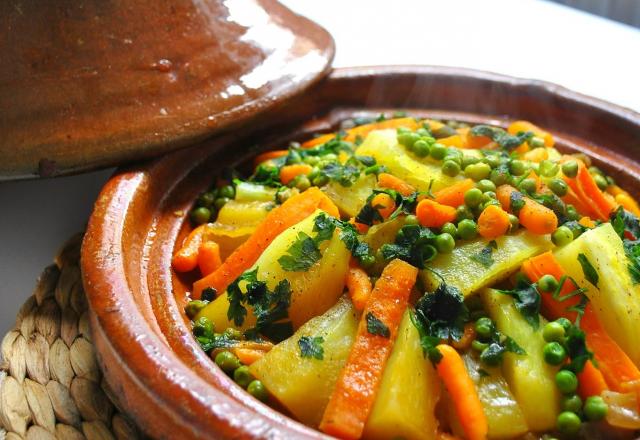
1 0 639 336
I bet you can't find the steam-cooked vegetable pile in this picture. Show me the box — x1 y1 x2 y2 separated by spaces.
173 115 640 439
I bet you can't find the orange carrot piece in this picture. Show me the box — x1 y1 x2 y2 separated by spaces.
435 344 488 440
253 149 288 167
301 133 338 149
192 188 339 298
576 165 617 219
371 193 396 220
496 185 557 235
343 117 420 143
279 164 313 185
579 216 596 229
319 259 418 439
508 120 554 147
523 252 640 393
197 241 222 276
465 128 493 149
477 205 511 239
434 179 475 207
378 173 416 196
562 186 599 220
416 199 457 228
451 323 476 351
578 361 609 398
616 193 640 217
438 134 465 148
349 217 369 234
345 261 373 311
172 224 208 273
233 348 266 365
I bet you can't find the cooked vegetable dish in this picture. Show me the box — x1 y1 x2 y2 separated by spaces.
173 115 640 439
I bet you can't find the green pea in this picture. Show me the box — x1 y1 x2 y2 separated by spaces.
538 274 559 292
441 222 457 238
435 233 455 254
481 191 497 203
561 394 583 413
594 174 608 190
509 160 527 176
588 166 604 176
219 185 235 199
549 178 568 197
323 153 338 162
457 219 478 240
185 300 208 319
312 174 329 187
543 321 566 343
482 199 501 210
412 140 430 157
247 380 269 402
442 160 461 177
215 351 241 373
552 226 574 246
566 205 580 221
556 369 579 394
398 132 420 148
192 316 214 337
544 342 567 366
190 207 211 225
286 150 302 164
583 396 608 421
557 411 581 435
480 344 503 366
404 214 419 226
294 175 311 191
555 317 572 333
198 191 216 207
482 155 501 169
223 327 243 340
490 168 509 186
475 317 494 339
456 206 474 222
214 197 230 209
471 340 488 352
304 155 320 166
464 163 492 181
529 136 545 149
430 143 447 160
476 179 496 193
233 366 254 388
518 178 537 194
562 161 579 178
464 188 484 208
461 155 480 169
508 214 519 232
539 160 560 177
359 254 376 269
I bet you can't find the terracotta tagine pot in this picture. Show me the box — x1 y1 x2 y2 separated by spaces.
0 0 334 180
81 66 640 439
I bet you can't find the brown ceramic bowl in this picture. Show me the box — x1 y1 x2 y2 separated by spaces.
82 66 640 439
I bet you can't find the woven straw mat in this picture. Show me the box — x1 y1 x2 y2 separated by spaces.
0 233 142 440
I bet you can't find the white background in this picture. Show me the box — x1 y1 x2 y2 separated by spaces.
1 0 639 336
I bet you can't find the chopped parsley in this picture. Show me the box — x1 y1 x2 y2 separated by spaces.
611 207 640 283
577 253 599 287
471 240 497 268
414 282 469 342
366 312 390 338
470 125 533 150
278 213 336 272
355 189 422 226
497 279 541 330
550 275 589 322
298 336 324 360
380 224 437 269
564 323 593 373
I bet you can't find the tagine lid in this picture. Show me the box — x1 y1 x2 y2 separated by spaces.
0 0 335 180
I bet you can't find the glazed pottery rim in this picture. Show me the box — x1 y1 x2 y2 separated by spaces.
81 65 640 440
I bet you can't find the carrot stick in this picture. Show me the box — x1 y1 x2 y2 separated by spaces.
578 361 609 398
319 259 418 439
523 252 640 393
438 134 465 148
198 241 222 276
253 150 288 167
279 164 313 185
496 185 557 235
345 260 372 311
477 205 511 239
378 173 416 196
562 186 599 220
435 344 488 440
464 128 493 149
233 347 267 365
172 224 208 273
371 193 396 220
192 188 339 298
416 199 457 228
576 164 617 219
434 179 475 207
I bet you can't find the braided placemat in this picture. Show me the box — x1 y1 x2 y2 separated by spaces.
0 233 142 440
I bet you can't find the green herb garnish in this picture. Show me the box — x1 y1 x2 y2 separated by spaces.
298 336 325 360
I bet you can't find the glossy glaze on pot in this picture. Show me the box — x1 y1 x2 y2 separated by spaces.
0 0 334 180
81 66 640 439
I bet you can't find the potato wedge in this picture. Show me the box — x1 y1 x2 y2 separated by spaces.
324 175 376 218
